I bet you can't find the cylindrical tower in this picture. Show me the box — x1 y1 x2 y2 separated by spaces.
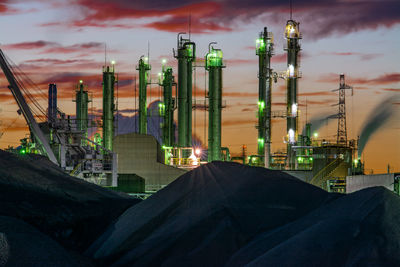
48 83 57 122
205 45 224 162
284 20 301 169
136 57 151 135
256 27 274 168
160 63 175 147
75 80 89 137
175 34 195 148
102 63 116 151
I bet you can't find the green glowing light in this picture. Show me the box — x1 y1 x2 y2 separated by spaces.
79 80 83 84
20 149 26 154
313 132 318 138
354 159 359 164
206 49 223 68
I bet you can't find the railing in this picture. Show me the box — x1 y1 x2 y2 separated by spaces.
310 158 344 190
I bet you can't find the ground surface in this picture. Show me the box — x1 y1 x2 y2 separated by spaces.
1 153 399 266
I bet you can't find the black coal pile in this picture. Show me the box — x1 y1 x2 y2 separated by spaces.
0 150 140 265
87 161 400 267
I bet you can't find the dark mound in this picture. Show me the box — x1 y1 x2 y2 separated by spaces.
0 216 78 266
0 150 140 254
228 186 400 266
87 161 332 266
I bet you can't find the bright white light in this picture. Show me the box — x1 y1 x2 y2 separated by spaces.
288 129 295 144
288 64 295 77
111 60 116 65
189 151 198 166
144 57 148 62
195 148 201 155
291 103 297 117
162 59 167 64
314 132 318 138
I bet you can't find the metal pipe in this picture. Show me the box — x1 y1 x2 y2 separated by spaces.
136 56 151 134
205 44 224 162
75 80 89 143
285 19 301 169
256 27 274 168
102 64 115 151
175 35 195 148
48 84 57 122
161 66 175 146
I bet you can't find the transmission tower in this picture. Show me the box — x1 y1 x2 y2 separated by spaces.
333 74 353 145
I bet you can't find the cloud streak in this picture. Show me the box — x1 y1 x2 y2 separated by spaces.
39 0 400 39
2 41 106 54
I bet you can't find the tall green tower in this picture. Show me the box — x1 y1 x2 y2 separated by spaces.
256 27 274 168
205 45 225 162
159 61 175 147
285 20 301 169
75 80 90 143
175 34 195 148
136 56 151 135
102 63 116 152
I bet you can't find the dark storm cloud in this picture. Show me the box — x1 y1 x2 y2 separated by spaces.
50 0 400 39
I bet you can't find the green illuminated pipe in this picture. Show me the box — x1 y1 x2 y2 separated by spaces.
160 66 175 146
136 56 151 135
175 34 195 148
75 80 89 141
256 27 274 168
285 20 301 169
206 44 224 162
102 65 116 151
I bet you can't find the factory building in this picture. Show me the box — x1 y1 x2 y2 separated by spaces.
3 16 399 197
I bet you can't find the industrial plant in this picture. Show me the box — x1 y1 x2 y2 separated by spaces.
0 16 398 198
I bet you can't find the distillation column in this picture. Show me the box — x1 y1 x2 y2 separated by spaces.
48 84 57 122
256 27 274 168
160 63 175 147
175 34 195 148
75 80 90 141
136 57 151 134
102 63 116 151
284 20 301 169
206 45 225 162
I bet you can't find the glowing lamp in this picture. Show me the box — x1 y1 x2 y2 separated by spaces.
291 103 297 117
288 129 295 144
288 64 295 77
